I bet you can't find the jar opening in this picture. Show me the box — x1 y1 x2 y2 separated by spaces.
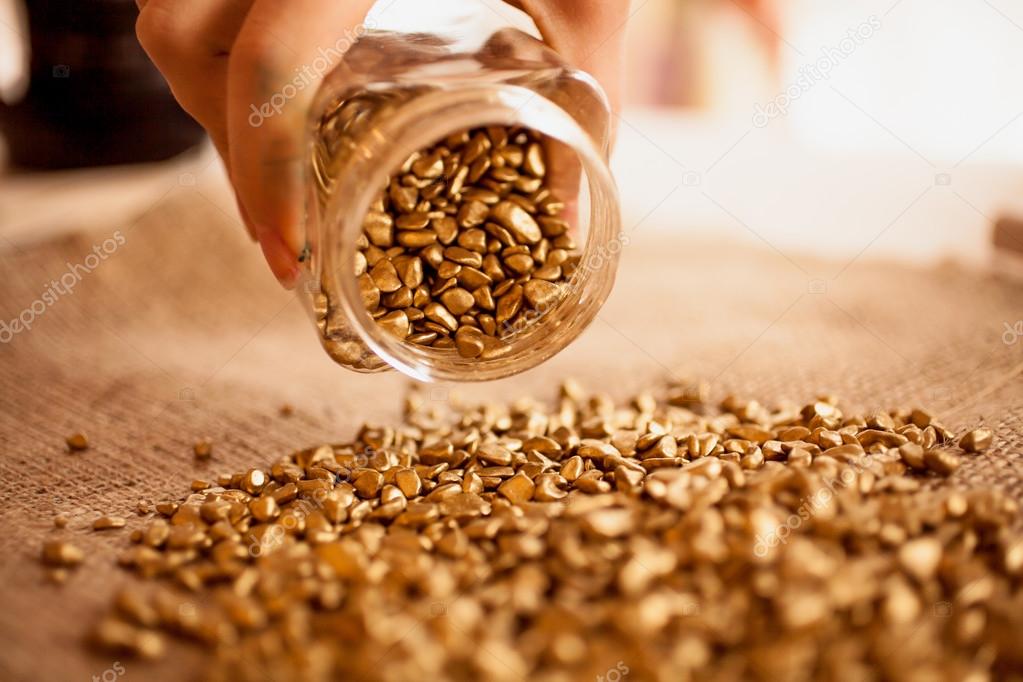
318 85 620 382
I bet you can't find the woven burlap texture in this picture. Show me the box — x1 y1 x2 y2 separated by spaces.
1 194 1021 681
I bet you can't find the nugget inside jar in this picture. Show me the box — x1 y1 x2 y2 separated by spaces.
355 125 580 360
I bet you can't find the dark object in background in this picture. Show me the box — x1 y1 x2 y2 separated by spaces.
0 0 204 170
993 217 1023 256
992 216 1023 283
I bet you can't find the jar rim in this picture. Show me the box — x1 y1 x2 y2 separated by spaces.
319 83 621 382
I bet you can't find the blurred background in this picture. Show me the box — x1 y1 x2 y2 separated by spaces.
2 0 1022 269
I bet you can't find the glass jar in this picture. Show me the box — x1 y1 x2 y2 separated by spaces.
301 0 622 382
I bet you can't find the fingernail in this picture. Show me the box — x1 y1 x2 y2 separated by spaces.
256 227 300 289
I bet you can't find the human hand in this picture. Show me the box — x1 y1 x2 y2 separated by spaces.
136 0 630 288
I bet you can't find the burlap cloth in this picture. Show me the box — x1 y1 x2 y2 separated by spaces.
1 192 1021 681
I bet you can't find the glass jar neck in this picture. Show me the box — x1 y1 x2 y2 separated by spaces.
366 0 541 49
315 84 620 382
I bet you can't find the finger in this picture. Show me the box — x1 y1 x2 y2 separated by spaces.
518 0 630 127
136 0 253 141
476 28 581 220
543 140 581 230
515 1 630 231
226 0 375 288
137 0 257 240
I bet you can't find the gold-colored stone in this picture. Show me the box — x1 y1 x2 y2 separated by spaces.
249 496 279 523
440 287 475 316
424 302 459 333
497 472 535 504
394 468 422 498
959 428 993 453
396 230 438 248
491 201 542 244
92 617 166 659
582 508 635 538
522 279 560 311
561 455 584 481
41 541 84 567
93 516 127 531
241 469 268 494
369 259 403 293
389 184 418 212
924 448 959 476
899 442 925 469
898 537 942 582
78 373 1019 680
364 210 394 246
353 470 384 498
377 310 411 339
495 285 524 324
357 272 380 311
457 201 490 228
523 142 546 178
454 326 485 358
394 256 424 289
396 212 431 230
